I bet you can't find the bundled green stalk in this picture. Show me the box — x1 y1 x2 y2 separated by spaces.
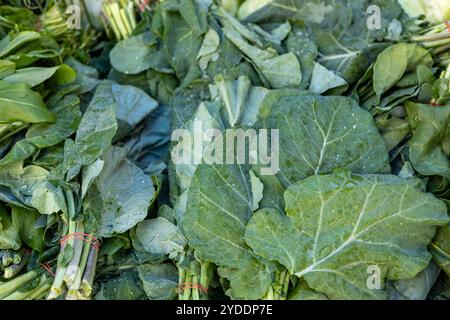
47 191 99 300
411 21 450 65
177 256 212 301
101 0 137 40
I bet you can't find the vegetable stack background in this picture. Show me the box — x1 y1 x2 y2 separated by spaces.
0 0 449 300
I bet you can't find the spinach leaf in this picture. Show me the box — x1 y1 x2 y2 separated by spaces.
0 81 55 124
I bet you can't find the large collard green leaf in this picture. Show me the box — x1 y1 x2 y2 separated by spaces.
256 93 389 186
0 81 55 124
0 204 20 250
84 146 155 238
182 164 272 299
244 172 449 299
138 263 179 300
405 102 450 184
430 224 450 277
373 44 432 98
0 95 81 166
110 32 170 75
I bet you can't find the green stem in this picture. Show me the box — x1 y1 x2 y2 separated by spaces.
27 281 52 300
80 245 98 298
110 2 129 39
178 268 186 300
3 289 33 300
280 273 290 300
103 4 122 40
64 222 85 287
263 286 274 300
421 37 450 48
191 275 200 300
181 272 192 300
48 203 76 299
69 237 92 294
411 32 450 42
199 262 211 300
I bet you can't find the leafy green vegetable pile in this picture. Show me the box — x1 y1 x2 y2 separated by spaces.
0 0 450 300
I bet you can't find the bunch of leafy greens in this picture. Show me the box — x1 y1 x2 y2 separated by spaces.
1 0 450 301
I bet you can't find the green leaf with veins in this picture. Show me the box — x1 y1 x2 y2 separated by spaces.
256 93 389 186
245 171 449 299
182 164 272 299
